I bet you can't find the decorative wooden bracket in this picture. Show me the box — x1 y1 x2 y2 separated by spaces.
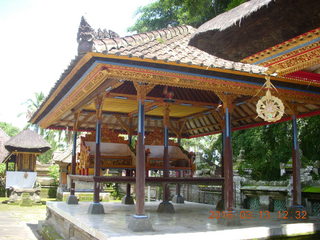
215 92 237 112
284 101 298 116
133 82 155 101
95 94 104 120
169 120 180 138
73 111 81 131
115 115 130 133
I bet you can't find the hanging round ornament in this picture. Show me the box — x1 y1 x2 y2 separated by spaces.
256 76 284 122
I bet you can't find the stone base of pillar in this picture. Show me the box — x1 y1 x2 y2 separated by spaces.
288 205 309 220
128 215 153 232
216 199 224 211
172 195 184 204
157 201 175 213
217 211 241 226
88 202 105 214
122 195 134 205
66 195 78 205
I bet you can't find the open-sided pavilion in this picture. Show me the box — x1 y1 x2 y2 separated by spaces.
30 0 320 232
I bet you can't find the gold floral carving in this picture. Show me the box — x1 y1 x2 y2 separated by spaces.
84 127 128 144
145 128 178 146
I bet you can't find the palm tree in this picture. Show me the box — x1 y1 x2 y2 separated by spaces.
19 92 68 163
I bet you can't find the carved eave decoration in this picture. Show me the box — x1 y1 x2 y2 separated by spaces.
242 28 320 76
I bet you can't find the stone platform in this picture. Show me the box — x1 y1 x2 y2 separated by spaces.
43 201 320 240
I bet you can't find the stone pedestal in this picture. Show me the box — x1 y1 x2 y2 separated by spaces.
157 201 175 213
259 195 270 210
88 202 105 214
172 195 184 204
66 195 78 205
128 215 153 232
121 195 134 205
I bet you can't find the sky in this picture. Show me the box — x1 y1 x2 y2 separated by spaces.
0 0 154 129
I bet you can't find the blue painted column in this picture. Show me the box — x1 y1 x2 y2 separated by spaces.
223 107 234 211
136 98 146 215
70 131 78 196
292 115 301 205
93 119 102 203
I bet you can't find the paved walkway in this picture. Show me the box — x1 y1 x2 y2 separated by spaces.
47 201 320 240
0 204 46 240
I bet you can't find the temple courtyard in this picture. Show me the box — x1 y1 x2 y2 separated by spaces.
43 201 320 239
0 200 46 240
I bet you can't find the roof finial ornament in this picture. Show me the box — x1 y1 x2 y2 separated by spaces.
77 16 95 55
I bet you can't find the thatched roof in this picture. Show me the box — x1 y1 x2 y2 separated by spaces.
4 129 51 153
189 0 320 61
0 129 10 163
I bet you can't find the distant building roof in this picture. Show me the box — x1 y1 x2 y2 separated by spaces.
5 129 51 153
0 129 10 163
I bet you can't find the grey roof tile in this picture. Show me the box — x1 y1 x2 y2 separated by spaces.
91 25 267 74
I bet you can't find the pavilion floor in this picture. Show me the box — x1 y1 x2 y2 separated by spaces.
43 201 320 240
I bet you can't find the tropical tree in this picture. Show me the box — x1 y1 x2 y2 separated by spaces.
0 122 20 137
20 92 67 163
128 0 246 33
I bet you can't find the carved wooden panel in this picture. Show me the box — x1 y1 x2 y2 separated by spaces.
84 127 128 144
144 128 178 146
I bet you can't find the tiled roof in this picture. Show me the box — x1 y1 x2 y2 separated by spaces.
92 25 267 74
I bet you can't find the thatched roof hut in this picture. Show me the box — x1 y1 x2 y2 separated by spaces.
189 0 320 61
0 129 10 163
4 129 51 153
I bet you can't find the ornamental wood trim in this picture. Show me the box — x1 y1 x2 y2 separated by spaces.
39 65 113 128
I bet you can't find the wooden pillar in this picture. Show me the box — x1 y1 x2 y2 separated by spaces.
67 111 80 204
223 107 234 211
292 114 301 205
176 171 182 195
163 104 170 201
70 131 78 196
93 95 103 204
126 120 133 198
136 97 146 215
93 118 102 203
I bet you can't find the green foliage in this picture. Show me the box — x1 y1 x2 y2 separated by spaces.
210 122 292 181
20 92 69 164
48 186 57 198
225 0 247 11
0 164 5 197
128 0 238 33
299 115 320 164
0 164 5 178
48 164 59 185
105 183 123 200
0 122 20 137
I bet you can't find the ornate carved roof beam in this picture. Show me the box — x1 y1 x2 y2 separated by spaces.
108 92 218 108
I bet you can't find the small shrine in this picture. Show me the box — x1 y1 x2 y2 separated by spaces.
3 129 51 205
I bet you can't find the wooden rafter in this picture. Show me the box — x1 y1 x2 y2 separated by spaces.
108 92 218 108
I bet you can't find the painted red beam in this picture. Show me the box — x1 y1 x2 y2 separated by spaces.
69 175 224 185
285 71 320 84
